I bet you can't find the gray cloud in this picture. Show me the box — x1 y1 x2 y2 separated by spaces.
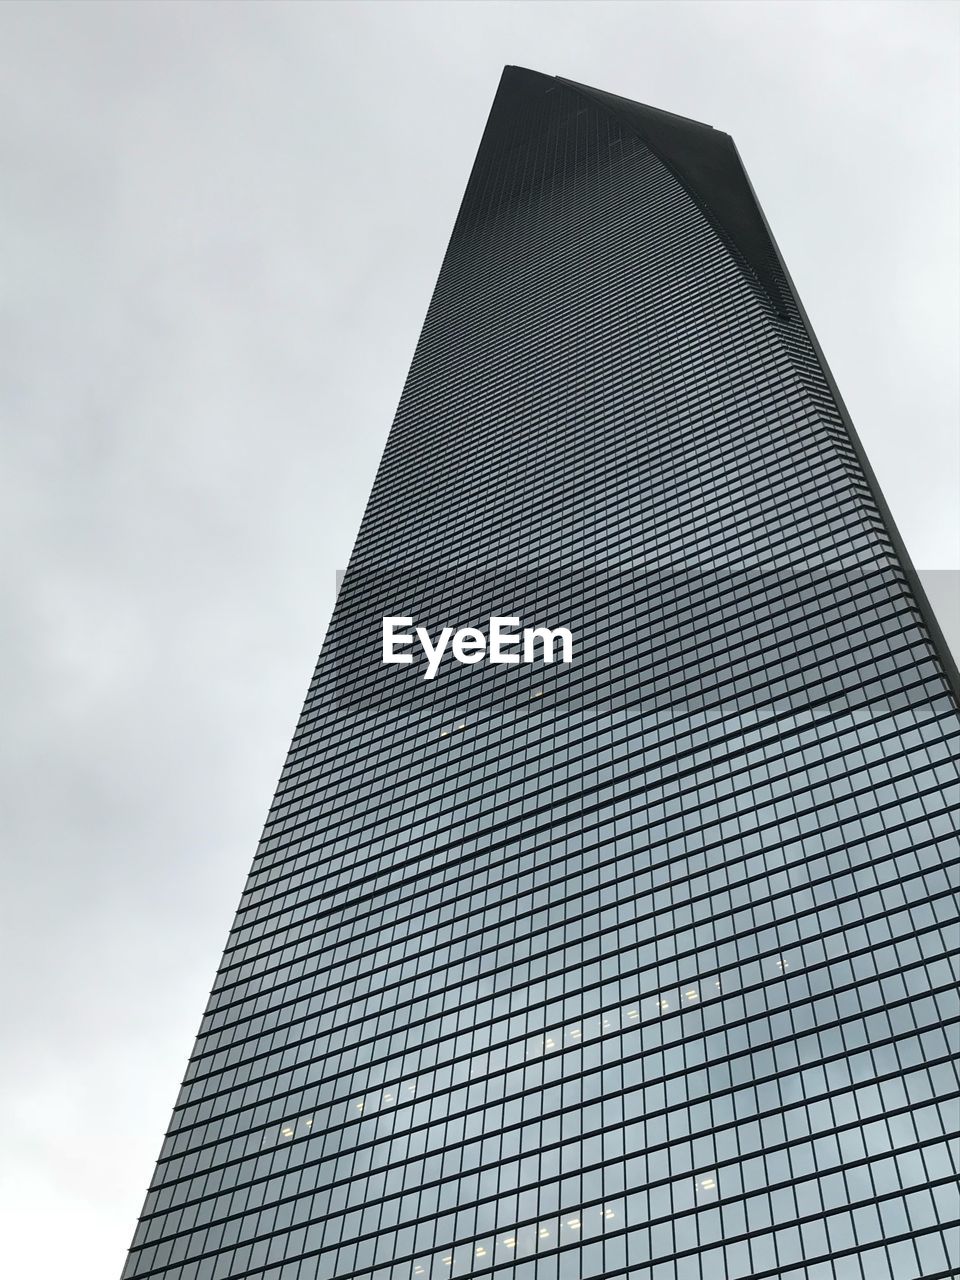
0 2 956 1277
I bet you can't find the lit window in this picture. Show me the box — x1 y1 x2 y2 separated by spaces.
685 989 699 1001
281 1126 293 1138
626 1009 639 1019
502 1239 516 1249
698 1177 717 1192
657 999 669 1011
567 1218 581 1229
456 722 466 730
440 730 450 738
604 1208 615 1219
476 1247 487 1257
303 1118 313 1128
538 1227 550 1238
569 1026 582 1037
545 1038 556 1049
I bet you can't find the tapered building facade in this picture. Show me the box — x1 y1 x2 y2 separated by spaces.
123 68 960 1280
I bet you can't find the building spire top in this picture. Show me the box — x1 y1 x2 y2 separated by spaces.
558 72 790 317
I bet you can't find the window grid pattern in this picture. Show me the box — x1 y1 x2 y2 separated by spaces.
123 67 960 1280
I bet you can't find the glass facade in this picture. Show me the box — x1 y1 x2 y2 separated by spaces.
122 67 960 1280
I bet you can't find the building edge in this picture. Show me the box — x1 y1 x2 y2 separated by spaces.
545 65 960 706
728 137 960 706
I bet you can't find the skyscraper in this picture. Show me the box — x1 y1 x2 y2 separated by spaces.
123 65 960 1280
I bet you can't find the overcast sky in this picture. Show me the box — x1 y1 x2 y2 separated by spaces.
0 3 957 1278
